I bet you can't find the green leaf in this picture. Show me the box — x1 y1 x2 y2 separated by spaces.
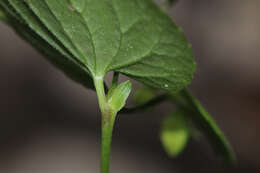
160 108 190 157
0 0 95 89
1 0 195 93
0 0 22 22
108 81 132 112
171 89 236 164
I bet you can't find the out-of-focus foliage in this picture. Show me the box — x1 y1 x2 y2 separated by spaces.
161 108 190 157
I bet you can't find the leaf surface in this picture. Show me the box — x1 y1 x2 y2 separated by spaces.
1 0 195 92
0 1 94 89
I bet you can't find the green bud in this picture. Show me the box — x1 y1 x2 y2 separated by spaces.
160 108 190 157
108 81 132 112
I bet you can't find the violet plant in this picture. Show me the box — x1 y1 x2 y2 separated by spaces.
0 0 235 173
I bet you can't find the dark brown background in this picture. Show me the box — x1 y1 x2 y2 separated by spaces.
0 0 259 172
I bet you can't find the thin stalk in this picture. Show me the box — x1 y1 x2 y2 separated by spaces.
94 76 107 114
111 72 119 87
101 111 116 173
119 94 169 114
107 72 119 98
94 76 117 173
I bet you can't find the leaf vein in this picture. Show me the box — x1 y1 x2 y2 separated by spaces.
41 0 87 67
105 0 123 73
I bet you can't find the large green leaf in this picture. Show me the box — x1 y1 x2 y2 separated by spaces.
160 108 190 157
171 89 236 164
1 0 195 93
0 1 95 89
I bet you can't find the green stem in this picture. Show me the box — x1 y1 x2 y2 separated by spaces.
119 94 169 114
94 76 117 173
112 72 119 87
101 111 116 173
94 76 107 114
107 72 119 98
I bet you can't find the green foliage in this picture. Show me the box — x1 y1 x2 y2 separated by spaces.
0 0 235 172
161 108 190 157
0 0 195 93
171 89 236 164
0 0 95 89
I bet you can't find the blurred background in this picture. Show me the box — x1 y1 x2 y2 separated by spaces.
0 0 260 172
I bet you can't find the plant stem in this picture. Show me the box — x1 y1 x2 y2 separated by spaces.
107 72 119 98
101 111 116 173
112 72 119 87
94 76 117 173
119 94 169 114
94 76 107 114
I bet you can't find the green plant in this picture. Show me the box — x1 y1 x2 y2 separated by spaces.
0 0 235 173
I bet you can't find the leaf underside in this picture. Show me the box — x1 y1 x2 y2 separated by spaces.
0 0 235 164
0 0 195 93
0 0 95 89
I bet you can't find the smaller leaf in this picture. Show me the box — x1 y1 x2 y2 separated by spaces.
170 89 236 164
108 81 132 112
160 108 190 157
134 86 156 106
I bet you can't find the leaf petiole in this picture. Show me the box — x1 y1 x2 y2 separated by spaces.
119 94 168 114
112 72 119 87
107 72 119 98
170 89 236 164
